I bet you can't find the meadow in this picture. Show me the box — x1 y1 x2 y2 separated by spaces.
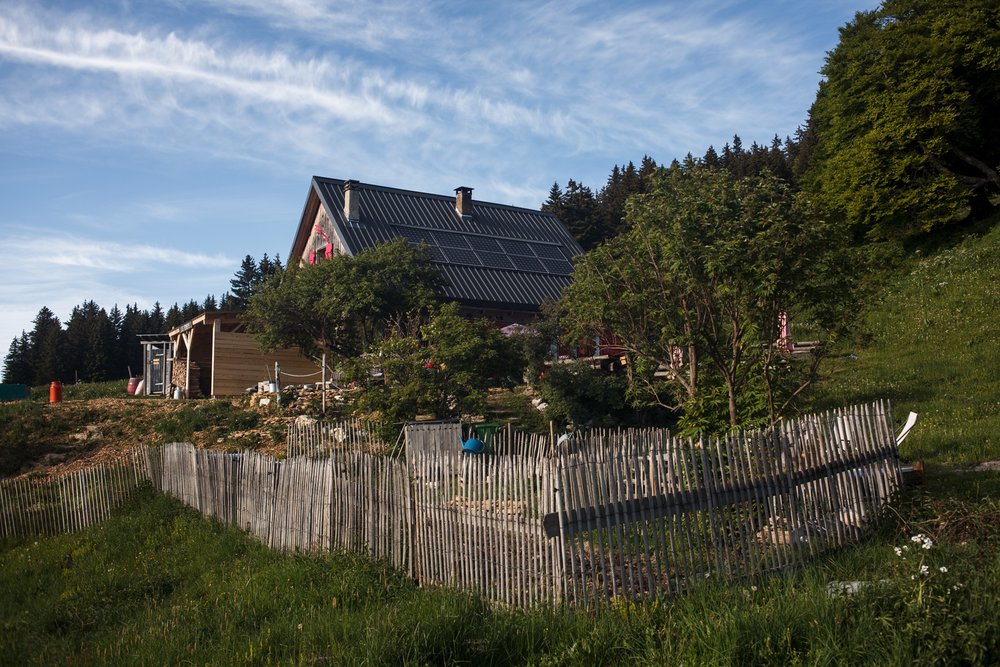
2 218 999 664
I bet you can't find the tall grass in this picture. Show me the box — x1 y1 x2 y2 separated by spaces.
811 219 1000 464
2 478 997 665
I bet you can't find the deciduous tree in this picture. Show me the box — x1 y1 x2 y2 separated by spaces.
561 166 854 431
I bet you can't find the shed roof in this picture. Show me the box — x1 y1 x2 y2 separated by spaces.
289 177 583 312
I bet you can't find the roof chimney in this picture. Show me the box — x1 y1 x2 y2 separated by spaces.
455 186 473 218
343 180 360 222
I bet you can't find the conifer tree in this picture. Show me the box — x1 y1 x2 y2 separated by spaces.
29 307 65 384
2 332 32 384
229 255 260 310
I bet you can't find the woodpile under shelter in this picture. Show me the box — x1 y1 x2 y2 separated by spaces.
288 177 584 325
167 311 320 398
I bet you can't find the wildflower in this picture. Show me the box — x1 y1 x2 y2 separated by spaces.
919 565 929 576
894 547 903 557
751 585 758 592
911 534 924 544
939 566 947 573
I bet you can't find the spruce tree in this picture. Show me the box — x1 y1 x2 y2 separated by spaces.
230 255 259 310
29 307 65 384
2 332 32 384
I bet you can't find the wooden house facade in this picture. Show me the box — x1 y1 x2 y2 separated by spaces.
167 311 319 398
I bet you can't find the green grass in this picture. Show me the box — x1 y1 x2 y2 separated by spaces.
2 479 997 665
810 219 1000 465
153 399 260 444
29 379 136 402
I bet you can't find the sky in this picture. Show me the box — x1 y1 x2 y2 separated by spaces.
0 0 877 374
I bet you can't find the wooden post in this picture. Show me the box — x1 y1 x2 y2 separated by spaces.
275 362 281 406
321 352 327 415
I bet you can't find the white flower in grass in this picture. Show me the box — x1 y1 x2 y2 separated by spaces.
919 565 929 576
911 534 924 544
939 566 948 573
894 547 903 557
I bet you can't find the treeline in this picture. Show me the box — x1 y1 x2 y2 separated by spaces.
547 134 804 250
2 254 281 385
553 0 999 251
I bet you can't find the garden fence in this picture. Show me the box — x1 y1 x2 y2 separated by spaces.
0 450 146 539
1 402 902 608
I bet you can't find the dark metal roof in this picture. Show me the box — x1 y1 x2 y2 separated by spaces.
298 177 584 312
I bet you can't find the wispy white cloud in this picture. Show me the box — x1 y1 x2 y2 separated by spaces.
0 0 836 190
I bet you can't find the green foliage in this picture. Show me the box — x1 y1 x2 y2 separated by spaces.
2 477 997 665
810 216 1000 464
562 166 854 431
153 400 259 445
243 239 443 361
0 402 74 476
804 0 1000 239
538 361 629 429
344 304 521 440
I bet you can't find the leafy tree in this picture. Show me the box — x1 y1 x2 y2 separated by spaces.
803 0 1000 239
243 239 444 361
538 360 629 429
344 303 520 439
561 166 854 431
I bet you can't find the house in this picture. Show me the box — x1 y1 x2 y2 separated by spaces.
288 177 584 325
167 311 320 398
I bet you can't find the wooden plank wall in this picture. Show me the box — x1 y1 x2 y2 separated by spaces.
212 330 320 396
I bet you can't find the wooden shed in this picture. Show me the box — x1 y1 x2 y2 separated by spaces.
168 311 321 398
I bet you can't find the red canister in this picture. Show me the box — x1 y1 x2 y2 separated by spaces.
49 381 62 403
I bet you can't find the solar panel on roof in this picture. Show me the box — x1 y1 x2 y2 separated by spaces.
532 243 565 259
441 247 481 266
500 239 533 255
510 255 545 272
477 251 515 269
396 226 433 244
466 236 503 253
543 259 574 275
426 246 447 261
432 230 471 248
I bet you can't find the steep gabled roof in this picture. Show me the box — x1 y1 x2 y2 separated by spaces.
289 177 584 312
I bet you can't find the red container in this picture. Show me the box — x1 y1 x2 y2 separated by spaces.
127 377 141 395
49 381 62 403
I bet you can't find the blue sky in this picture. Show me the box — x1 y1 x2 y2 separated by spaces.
0 0 875 371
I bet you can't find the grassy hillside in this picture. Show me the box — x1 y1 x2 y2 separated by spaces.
811 219 1000 465
1 481 998 665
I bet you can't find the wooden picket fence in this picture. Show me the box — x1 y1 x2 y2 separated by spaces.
144 401 901 607
0 450 147 539
552 402 901 603
0 402 902 608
